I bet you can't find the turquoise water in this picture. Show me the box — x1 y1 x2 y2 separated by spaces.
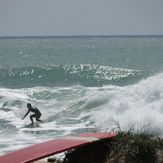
0 36 163 154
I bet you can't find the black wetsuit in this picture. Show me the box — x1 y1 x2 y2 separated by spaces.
29 107 42 120
22 106 42 125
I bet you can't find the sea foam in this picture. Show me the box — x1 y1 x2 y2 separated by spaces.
91 73 163 134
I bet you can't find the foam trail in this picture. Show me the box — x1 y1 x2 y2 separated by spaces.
91 73 163 134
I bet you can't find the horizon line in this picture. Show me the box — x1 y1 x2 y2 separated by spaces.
0 34 163 39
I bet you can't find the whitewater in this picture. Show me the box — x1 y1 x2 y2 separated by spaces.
0 36 163 155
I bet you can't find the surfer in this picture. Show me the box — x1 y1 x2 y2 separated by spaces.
22 103 43 125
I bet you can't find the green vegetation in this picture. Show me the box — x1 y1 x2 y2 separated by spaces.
108 132 163 163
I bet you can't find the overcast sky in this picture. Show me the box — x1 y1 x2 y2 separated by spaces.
0 0 163 36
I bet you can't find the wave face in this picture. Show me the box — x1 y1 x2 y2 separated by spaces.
0 64 149 88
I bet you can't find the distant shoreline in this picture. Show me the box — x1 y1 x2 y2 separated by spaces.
0 35 163 39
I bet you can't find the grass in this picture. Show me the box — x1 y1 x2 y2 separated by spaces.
107 132 162 163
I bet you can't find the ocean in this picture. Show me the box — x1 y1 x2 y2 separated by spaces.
0 36 163 155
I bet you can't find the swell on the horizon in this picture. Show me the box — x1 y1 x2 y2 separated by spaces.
0 64 149 88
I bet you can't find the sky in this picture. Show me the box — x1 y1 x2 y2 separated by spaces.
0 0 163 36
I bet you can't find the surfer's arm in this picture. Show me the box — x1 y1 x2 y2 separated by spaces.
22 110 30 120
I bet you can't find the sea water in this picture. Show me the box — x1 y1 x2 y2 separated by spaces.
0 36 163 155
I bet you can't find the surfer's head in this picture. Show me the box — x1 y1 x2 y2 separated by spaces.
27 103 32 109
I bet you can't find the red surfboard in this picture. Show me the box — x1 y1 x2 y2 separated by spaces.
0 132 117 163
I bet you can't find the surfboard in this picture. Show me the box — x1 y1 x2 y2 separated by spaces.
23 123 40 128
0 132 118 163
21 121 45 129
